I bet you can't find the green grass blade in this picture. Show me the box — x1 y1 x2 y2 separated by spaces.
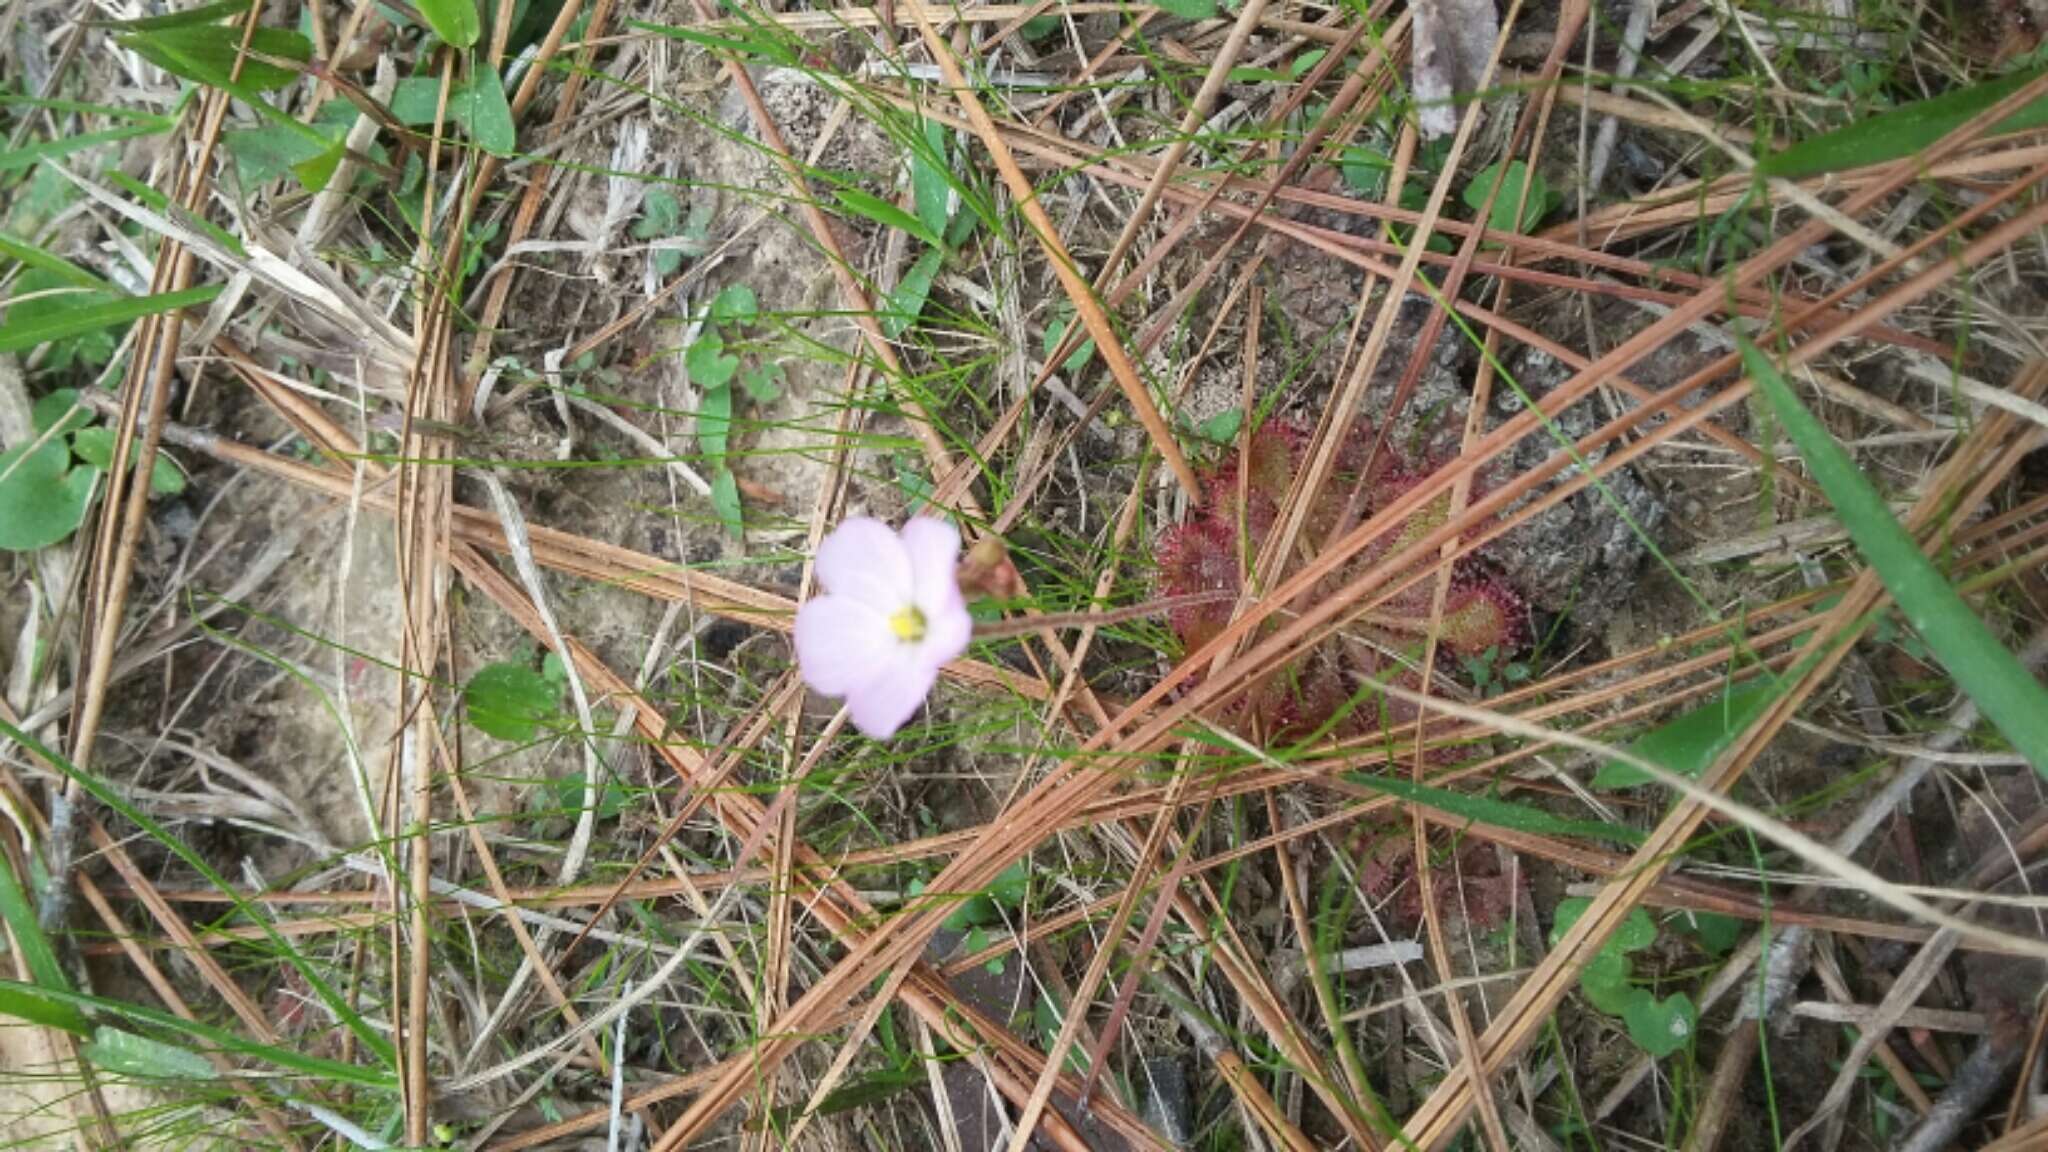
0 715 398 1067
0 231 115 290
1759 65 2048 179
1592 677 1781 790
0 118 175 174
1342 772 1647 845
1741 337 2048 777
0 284 223 353
0 981 396 1088
0 852 89 1033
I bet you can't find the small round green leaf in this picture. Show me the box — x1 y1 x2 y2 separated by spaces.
464 662 561 742
0 441 95 552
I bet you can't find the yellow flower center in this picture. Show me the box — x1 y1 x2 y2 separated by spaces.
888 606 927 643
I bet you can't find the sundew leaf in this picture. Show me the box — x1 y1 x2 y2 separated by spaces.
465 662 561 742
416 0 481 47
835 188 942 247
1742 337 2048 779
0 283 223 354
83 1027 218 1080
1343 772 1647 845
1759 65 2048 180
1591 676 1781 790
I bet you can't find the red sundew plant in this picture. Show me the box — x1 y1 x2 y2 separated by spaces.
1156 418 1528 741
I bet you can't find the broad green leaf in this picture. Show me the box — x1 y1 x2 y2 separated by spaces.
464 662 561 741
417 0 481 46
1591 677 1780 790
32 390 93 437
911 119 953 241
455 65 514 154
834 188 942 247
83 1027 218 1080
1549 898 1656 953
1577 950 1640 1015
1622 992 1696 1057
1463 160 1552 234
70 427 187 496
1760 65 2048 180
0 441 95 552
1153 0 1217 17
710 283 758 326
1339 144 1391 197
1042 310 1095 374
739 363 783 404
538 773 628 821
389 72 515 153
882 247 942 340
634 190 686 276
118 24 311 92
686 331 738 390
0 851 88 1034
0 283 224 354
1344 773 1647 845
1742 337 2048 779
710 466 743 540
696 380 733 459
1194 408 1243 445
988 861 1029 908
290 139 347 193
1672 910 1743 955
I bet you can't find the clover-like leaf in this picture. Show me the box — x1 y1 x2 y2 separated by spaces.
0 441 96 552
464 662 561 742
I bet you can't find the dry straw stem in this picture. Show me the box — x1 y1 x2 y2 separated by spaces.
214 343 1160 1151
636 58 2048 1152
904 0 1201 500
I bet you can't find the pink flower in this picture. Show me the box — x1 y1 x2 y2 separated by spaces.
793 517 973 738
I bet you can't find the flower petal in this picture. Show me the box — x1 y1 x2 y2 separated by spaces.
900 517 961 600
814 516 912 613
794 595 900 696
846 660 940 739
900 516 972 663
